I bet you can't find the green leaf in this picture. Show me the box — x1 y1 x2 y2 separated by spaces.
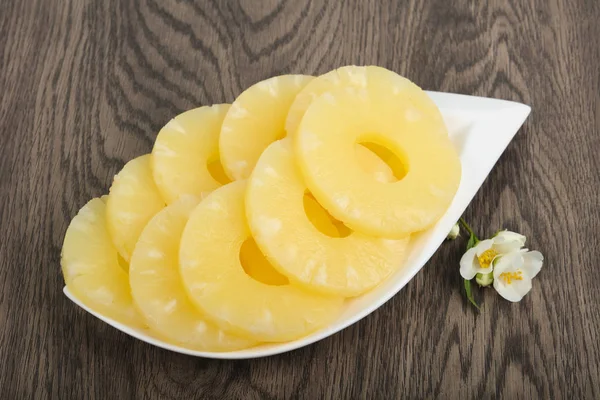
464 279 481 311
459 218 481 310
466 232 478 250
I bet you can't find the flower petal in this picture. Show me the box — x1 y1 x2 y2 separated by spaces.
478 265 493 275
494 277 532 302
521 251 544 279
493 279 518 301
460 247 479 280
493 252 523 279
495 230 526 246
474 239 494 257
493 239 524 255
492 250 536 302
510 278 533 300
493 231 526 254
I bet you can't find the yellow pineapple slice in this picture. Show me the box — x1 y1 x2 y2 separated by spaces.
246 139 410 297
232 136 395 289
238 193 346 286
239 184 369 284
294 77 461 238
61 198 144 328
106 155 166 263
304 142 395 237
179 181 343 342
285 65 446 137
152 105 231 204
219 75 314 180
129 195 256 351
238 192 341 288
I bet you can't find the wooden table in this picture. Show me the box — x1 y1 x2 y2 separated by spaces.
1 1 599 398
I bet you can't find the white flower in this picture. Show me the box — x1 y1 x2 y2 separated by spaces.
493 230 526 253
459 233 525 280
493 249 543 302
447 223 460 240
459 239 498 279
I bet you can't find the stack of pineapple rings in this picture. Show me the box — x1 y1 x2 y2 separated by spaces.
61 66 461 351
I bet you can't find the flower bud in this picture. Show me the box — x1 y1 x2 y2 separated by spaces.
476 271 493 287
447 223 460 240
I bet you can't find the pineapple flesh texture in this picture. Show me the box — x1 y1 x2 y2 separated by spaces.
61 198 145 328
285 65 446 138
246 139 410 297
106 155 166 263
294 71 461 238
152 105 231 205
219 75 314 181
239 193 346 286
179 181 343 342
129 195 256 351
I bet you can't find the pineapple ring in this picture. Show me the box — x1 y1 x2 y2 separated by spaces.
129 196 256 351
246 139 410 297
295 85 461 238
286 65 446 137
106 155 166 263
179 181 344 342
239 194 342 287
219 74 314 181
152 105 231 205
61 198 145 328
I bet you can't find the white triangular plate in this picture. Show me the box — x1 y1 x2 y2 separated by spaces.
64 91 531 359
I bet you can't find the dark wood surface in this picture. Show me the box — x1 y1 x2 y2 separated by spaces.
1 0 599 398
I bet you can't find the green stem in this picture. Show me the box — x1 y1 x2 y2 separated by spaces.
459 218 477 240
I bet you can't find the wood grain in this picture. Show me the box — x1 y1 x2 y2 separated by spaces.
1 0 599 398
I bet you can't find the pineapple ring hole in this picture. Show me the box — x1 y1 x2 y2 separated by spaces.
206 156 231 185
239 238 289 286
302 191 352 238
357 141 409 182
117 253 129 272
274 130 286 141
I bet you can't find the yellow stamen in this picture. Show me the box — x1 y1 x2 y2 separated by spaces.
477 249 498 269
499 270 524 285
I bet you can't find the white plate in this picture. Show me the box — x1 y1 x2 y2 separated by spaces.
64 91 531 359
